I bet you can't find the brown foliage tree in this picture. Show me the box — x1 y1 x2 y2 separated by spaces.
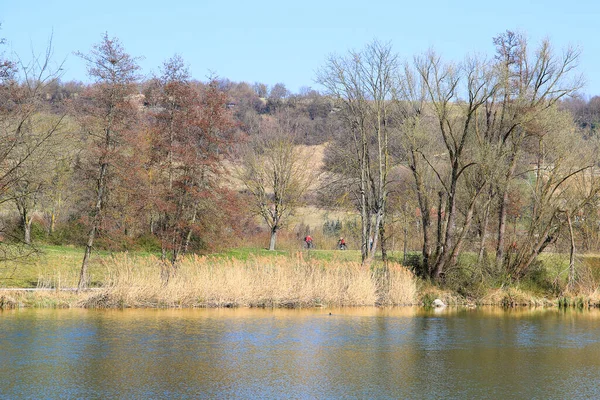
146 56 236 268
75 33 141 290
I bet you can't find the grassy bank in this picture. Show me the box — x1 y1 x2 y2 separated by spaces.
0 245 156 288
0 252 417 309
2 246 600 309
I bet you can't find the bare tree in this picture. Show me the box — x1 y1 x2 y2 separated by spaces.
238 117 312 250
394 61 441 277
395 51 496 280
317 40 398 263
505 107 600 280
253 82 268 98
0 35 66 244
393 33 582 282
488 31 583 269
0 32 71 285
7 112 74 244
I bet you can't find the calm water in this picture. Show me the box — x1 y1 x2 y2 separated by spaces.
2 307 600 399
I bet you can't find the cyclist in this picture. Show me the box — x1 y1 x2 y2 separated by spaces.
304 235 313 249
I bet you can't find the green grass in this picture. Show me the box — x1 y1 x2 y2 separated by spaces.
1 245 97 288
211 247 289 260
298 249 362 262
0 244 161 289
209 246 363 263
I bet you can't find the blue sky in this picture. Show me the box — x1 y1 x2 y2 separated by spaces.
2 0 600 96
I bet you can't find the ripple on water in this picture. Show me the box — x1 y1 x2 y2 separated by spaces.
2 307 600 399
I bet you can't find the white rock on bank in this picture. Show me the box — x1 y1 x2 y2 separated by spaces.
432 299 446 308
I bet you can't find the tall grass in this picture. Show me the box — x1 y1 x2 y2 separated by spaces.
82 253 418 308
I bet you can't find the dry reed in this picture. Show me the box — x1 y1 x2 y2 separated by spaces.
81 253 418 308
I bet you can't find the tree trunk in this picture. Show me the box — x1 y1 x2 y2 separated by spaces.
403 224 408 265
360 142 370 263
432 163 463 281
432 191 452 281
477 195 492 265
20 208 31 245
171 246 179 266
567 213 576 289
16 199 32 245
78 225 96 291
496 156 518 268
496 188 509 268
447 197 478 270
78 162 107 291
510 216 557 279
434 191 445 269
409 149 432 277
24 217 32 245
183 205 198 255
269 228 277 251
50 192 61 234
369 210 384 261
379 218 387 262
50 210 56 234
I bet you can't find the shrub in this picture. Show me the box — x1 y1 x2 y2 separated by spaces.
48 220 88 246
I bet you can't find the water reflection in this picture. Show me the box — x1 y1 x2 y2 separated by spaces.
2 307 600 399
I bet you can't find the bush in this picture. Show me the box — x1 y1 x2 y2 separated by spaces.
135 233 162 253
322 219 342 237
30 221 48 242
442 254 502 299
48 220 88 246
5 218 51 244
403 253 425 277
520 258 562 296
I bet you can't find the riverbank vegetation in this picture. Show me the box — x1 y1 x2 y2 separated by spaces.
2 247 600 309
3 27 600 308
0 251 417 308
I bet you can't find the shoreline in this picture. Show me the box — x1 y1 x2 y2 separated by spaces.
1 287 598 310
2 252 599 310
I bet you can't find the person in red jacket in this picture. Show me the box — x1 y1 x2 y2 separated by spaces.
304 235 313 249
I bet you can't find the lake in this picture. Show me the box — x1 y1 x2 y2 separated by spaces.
1 307 600 399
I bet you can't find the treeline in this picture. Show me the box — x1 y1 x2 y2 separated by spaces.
0 33 326 287
0 31 343 284
2 29 600 291
316 31 600 291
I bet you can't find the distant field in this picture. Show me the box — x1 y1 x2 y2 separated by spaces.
292 206 357 230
